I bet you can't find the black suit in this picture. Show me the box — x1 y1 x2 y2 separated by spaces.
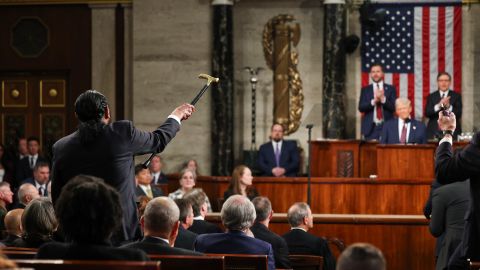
151 172 168 185
51 118 180 241
1 234 20 247
283 229 336 270
251 222 291 269
424 179 445 258
36 242 149 260
122 236 203 256
135 184 163 199
22 178 49 197
425 90 462 140
15 155 48 186
174 226 197 250
188 219 223 235
435 136 480 268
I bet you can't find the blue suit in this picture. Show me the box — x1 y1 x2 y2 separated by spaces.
194 231 275 270
257 140 299 177
379 118 427 144
358 83 397 140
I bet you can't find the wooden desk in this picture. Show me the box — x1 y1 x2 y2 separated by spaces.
376 144 436 179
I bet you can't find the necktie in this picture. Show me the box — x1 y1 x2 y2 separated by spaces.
376 83 383 121
146 185 153 198
29 156 34 169
275 143 280 167
153 175 158 185
38 186 44 196
400 123 408 144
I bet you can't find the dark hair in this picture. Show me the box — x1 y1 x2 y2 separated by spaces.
33 161 50 171
75 90 108 145
370 63 384 72
337 243 386 270
26 136 40 144
22 197 57 244
55 175 122 244
437 72 451 81
175 198 192 223
271 123 285 132
135 164 147 175
252 196 272 222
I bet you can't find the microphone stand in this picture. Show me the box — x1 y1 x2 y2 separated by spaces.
306 124 313 205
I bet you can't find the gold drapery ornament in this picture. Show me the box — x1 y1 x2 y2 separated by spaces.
262 14 304 135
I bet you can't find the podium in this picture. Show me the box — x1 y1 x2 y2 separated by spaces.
376 144 436 179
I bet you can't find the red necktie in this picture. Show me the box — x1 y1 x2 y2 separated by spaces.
376 83 383 120
400 123 407 144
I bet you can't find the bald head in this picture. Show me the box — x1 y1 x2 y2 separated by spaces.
18 183 40 206
4 209 23 236
143 197 180 237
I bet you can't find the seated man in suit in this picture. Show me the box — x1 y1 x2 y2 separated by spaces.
123 197 202 256
184 188 222 235
37 175 149 260
15 136 48 185
337 243 386 270
134 164 163 199
283 202 336 270
149 155 168 185
257 123 300 177
174 198 197 250
21 162 50 197
0 209 23 247
0 182 14 231
358 63 397 140
16 183 40 209
379 98 427 144
195 195 275 270
251 196 291 269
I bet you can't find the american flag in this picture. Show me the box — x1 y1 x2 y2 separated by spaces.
361 2 462 119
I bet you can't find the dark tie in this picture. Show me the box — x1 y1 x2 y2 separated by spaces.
153 175 158 185
38 186 44 196
275 143 280 167
376 83 383 120
400 123 408 144
29 156 34 169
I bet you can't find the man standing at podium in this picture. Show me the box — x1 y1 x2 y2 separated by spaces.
257 124 299 177
358 64 397 140
379 98 427 144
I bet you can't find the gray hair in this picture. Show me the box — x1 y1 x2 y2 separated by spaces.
252 196 272 222
395 97 411 108
287 202 310 227
221 195 256 231
18 183 37 205
183 188 207 217
143 197 180 234
337 243 386 270
180 168 197 182
22 197 57 241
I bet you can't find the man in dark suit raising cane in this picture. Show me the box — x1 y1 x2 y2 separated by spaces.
51 90 194 242
358 63 397 140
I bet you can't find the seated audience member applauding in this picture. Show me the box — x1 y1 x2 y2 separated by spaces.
194 195 275 270
283 202 336 270
13 197 56 248
184 188 222 235
224 165 259 201
123 197 202 256
251 196 291 269
37 175 148 260
134 164 163 200
174 198 198 250
1 209 23 246
17 183 40 209
336 243 386 270
168 168 212 212
379 98 427 144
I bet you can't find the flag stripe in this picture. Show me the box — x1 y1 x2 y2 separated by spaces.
414 7 424 119
429 7 438 95
392 73 400 98
453 6 462 93
422 7 431 116
408 74 416 118
362 72 370 88
445 6 454 89
438 6 446 73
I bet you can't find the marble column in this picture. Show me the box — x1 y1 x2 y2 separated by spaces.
211 0 234 176
322 0 347 139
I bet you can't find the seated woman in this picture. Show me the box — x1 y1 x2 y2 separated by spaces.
13 197 57 248
224 165 259 201
168 168 212 212
36 175 148 260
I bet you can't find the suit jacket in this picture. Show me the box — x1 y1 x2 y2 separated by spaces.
174 226 197 250
151 172 168 185
358 83 397 138
195 230 275 270
122 236 203 256
379 118 427 144
135 184 163 199
251 222 291 269
429 181 469 270
15 155 49 186
257 140 299 177
0 234 20 247
22 178 49 196
435 135 480 260
283 229 336 270
51 118 180 241
424 179 445 257
188 219 223 235
36 242 149 260
425 90 462 140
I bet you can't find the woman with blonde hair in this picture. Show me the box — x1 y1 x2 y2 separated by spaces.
223 165 259 201
168 168 212 212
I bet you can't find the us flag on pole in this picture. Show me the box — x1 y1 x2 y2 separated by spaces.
361 2 462 120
